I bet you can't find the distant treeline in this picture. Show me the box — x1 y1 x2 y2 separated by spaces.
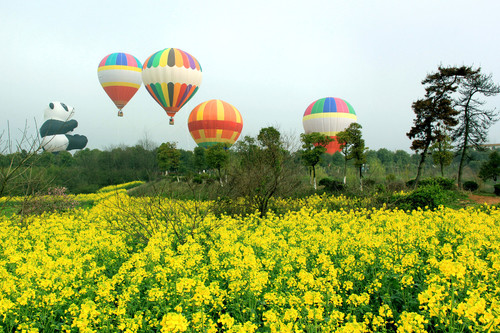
0 144 495 195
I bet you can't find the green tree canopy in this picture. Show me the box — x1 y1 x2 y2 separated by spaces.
157 142 181 174
407 65 474 188
479 150 500 182
300 132 332 190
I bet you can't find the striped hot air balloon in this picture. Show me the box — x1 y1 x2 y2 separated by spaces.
97 52 142 117
142 48 202 125
188 99 243 148
302 97 358 154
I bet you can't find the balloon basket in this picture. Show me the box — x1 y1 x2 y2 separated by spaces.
169 117 174 125
117 110 124 117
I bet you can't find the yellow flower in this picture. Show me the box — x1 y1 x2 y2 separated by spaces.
397 311 428 333
160 313 188 333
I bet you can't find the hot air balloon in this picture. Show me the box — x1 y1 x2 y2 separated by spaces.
302 97 357 154
188 99 243 148
98 52 142 117
142 48 202 125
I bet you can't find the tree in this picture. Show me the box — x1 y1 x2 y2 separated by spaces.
337 123 366 190
336 130 354 185
0 123 47 198
479 150 500 182
193 146 207 173
336 123 366 188
452 68 500 189
157 142 181 179
407 66 474 188
430 135 454 177
376 148 394 168
300 132 333 190
228 127 300 217
206 143 230 185
393 150 411 172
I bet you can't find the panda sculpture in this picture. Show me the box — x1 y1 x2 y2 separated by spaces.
39 102 88 152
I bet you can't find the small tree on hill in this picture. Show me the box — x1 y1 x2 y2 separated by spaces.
300 132 333 190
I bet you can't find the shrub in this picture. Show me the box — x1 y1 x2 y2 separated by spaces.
396 185 452 211
494 184 500 196
386 180 407 192
463 181 479 192
319 178 345 192
406 177 455 190
19 187 79 216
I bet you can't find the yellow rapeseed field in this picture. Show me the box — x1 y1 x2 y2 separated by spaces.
0 190 499 332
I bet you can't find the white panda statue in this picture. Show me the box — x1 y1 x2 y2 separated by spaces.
39 102 88 152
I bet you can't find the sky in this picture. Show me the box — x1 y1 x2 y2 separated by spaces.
1 0 500 153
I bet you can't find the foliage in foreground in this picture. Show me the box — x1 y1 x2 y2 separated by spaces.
0 191 499 332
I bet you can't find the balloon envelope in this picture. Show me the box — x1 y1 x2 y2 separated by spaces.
302 97 357 154
188 99 243 148
142 48 202 123
98 52 142 116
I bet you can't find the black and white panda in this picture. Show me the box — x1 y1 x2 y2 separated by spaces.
39 102 88 152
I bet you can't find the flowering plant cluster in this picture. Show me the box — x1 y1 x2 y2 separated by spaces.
0 191 499 332
97 181 145 194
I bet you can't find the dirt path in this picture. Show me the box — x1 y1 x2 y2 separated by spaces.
467 194 500 205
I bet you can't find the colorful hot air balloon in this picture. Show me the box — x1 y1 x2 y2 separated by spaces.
302 97 358 154
142 48 202 125
98 52 142 117
188 99 243 148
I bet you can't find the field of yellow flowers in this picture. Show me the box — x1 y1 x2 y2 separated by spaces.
0 188 499 332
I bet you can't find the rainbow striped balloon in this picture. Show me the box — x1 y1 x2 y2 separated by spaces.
97 52 142 116
302 97 358 154
188 100 243 148
142 48 202 124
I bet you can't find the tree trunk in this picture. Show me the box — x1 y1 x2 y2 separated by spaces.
313 165 317 191
359 165 363 192
457 100 471 190
217 167 223 187
457 143 467 190
414 145 429 189
343 158 347 185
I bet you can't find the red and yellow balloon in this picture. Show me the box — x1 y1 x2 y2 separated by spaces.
97 52 142 117
188 99 243 148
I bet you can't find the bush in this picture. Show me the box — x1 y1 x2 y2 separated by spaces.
19 187 79 216
463 181 479 192
406 177 455 190
396 185 453 211
319 178 345 192
494 184 500 196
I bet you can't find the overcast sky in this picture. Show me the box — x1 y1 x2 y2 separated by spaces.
1 0 500 153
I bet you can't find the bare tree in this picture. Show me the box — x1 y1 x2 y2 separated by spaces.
0 120 53 215
227 127 301 217
452 69 500 189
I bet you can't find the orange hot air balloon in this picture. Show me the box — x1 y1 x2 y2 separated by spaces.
188 99 243 148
